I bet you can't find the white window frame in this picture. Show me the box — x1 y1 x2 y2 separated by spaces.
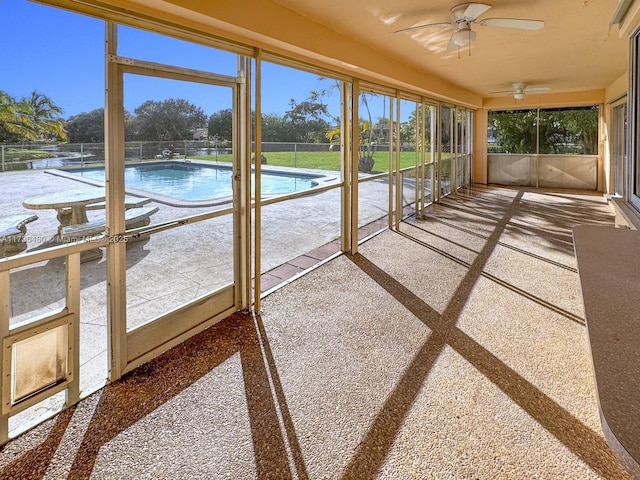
629 27 640 210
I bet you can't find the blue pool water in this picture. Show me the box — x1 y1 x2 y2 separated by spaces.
62 162 321 201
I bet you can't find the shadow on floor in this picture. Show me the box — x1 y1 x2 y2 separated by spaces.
0 185 630 479
340 186 627 479
0 311 308 480
344 252 627 480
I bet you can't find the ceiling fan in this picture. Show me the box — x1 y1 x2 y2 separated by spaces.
394 3 544 51
490 82 550 100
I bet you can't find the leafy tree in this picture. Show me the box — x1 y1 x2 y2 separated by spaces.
0 90 67 143
401 104 437 150
208 108 233 142
129 98 206 141
538 111 568 154
208 106 333 144
66 108 136 143
283 99 331 143
66 108 105 143
0 91 19 142
374 117 391 141
22 91 68 141
400 105 427 150
261 113 288 142
489 107 598 155
359 94 375 164
400 122 415 149
207 108 291 143
404 106 433 151
490 110 539 154
557 107 599 155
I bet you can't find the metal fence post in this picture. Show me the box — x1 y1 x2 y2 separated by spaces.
1 145 4 172
80 143 84 166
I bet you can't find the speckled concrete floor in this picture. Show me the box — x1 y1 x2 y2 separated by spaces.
0 185 632 479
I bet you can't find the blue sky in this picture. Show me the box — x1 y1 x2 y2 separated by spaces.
0 0 341 119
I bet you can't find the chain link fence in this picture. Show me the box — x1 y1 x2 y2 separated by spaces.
0 140 231 171
0 140 433 172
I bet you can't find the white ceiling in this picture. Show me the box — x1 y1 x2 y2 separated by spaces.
268 0 628 100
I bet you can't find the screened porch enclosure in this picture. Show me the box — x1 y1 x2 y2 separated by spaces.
487 107 600 190
0 0 476 441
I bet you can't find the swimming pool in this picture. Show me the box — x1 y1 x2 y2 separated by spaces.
61 161 322 201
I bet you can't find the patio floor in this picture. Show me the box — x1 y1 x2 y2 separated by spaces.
1 167 390 429
0 183 631 479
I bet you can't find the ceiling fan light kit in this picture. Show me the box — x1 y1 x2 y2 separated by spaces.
451 27 476 47
394 2 544 52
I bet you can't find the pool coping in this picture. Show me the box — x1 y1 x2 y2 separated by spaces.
45 159 341 208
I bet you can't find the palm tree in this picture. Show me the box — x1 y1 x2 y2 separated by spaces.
325 92 379 172
21 91 68 141
0 91 21 141
0 90 67 143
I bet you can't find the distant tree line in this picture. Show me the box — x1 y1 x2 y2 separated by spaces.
0 88 340 145
66 97 336 145
2 89 455 158
66 99 208 144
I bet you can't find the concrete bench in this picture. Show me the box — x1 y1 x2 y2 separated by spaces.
55 195 150 215
60 206 159 242
0 214 38 257
85 196 151 211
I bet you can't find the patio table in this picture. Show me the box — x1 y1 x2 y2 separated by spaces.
23 188 105 234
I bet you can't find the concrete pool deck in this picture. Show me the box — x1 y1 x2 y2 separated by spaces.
0 166 393 433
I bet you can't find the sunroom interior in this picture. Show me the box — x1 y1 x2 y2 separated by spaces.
1 0 640 478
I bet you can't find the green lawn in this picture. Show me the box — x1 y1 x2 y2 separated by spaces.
1 147 450 175
190 150 443 172
2 148 53 162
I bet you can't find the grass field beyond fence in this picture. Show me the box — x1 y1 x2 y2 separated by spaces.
1 144 451 175
192 150 445 173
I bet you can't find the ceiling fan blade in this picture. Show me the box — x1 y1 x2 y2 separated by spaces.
394 22 452 34
462 3 492 21
477 18 544 30
524 87 550 93
488 90 515 95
